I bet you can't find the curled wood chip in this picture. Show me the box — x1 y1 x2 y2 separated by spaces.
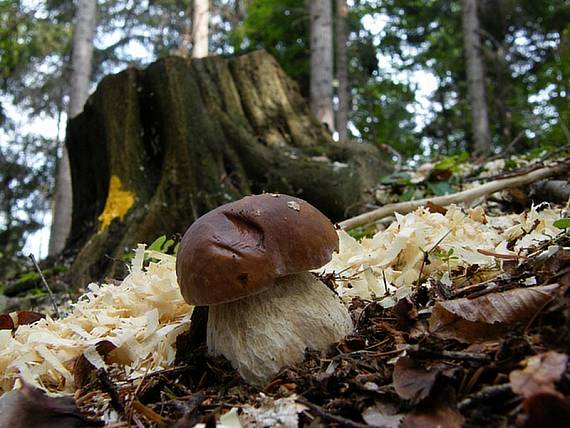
240 395 306 427
429 283 559 342
0 247 192 394
510 351 568 397
321 205 562 307
362 401 404 428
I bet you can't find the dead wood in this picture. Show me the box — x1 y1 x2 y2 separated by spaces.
65 50 392 286
339 159 570 230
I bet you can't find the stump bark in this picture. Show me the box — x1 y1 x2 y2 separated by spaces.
65 50 391 285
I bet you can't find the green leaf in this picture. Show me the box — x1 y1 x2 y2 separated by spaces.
148 235 167 252
348 225 377 241
426 181 454 196
553 218 570 229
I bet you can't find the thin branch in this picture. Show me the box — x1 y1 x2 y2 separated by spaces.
297 398 386 428
339 159 570 230
28 253 60 318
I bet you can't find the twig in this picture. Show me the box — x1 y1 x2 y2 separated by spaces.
339 159 570 230
405 344 491 364
297 398 387 428
458 383 514 411
97 368 125 416
28 253 60 318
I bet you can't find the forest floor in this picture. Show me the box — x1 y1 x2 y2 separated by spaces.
1 152 569 427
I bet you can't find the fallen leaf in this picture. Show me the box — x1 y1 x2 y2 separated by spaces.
509 351 568 397
0 311 45 330
362 401 405 428
401 387 463 428
429 283 559 342
521 391 570 428
0 382 101 427
73 340 117 389
393 357 439 402
0 314 14 330
13 310 46 326
425 201 447 215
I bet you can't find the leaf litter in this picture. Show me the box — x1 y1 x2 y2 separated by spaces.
0 203 569 427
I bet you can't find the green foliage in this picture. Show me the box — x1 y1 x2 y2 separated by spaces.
432 152 469 174
147 235 176 254
554 219 570 230
124 235 179 266
347 225 377 241
0 133 55 279
380 171 412 186
244 0 310 94
0 0 72 116
372 0 570 155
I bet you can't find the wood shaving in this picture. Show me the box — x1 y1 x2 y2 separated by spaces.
0 245 192 395
321 205 563 307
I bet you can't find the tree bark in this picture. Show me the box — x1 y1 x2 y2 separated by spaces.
335 0 349 141
192 0 209 58
65 51 392 286
461 0 491 156
48 0 97 256
310 0 335 132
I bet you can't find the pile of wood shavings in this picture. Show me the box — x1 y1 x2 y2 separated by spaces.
0 245 193 395
322 204 564 307
0 204 564 399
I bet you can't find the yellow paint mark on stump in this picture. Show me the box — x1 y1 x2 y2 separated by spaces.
98 175 135 231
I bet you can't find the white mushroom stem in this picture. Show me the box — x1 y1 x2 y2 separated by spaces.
207 272 353 386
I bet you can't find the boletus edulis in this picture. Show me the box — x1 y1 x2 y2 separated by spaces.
176 193 353 386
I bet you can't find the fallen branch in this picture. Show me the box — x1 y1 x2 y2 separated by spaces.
339 159 570 230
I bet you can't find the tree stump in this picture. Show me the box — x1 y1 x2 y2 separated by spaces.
65 50 391 285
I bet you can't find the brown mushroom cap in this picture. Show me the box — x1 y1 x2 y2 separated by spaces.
176 193 339 305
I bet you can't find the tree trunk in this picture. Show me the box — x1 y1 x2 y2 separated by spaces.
461 0 491 156
176 3 192 57
335 0 349 141
65 51 392 286
491 43 513 145
192 0 209 58
48 0 97 256
558 30 570 123
310 0 335 132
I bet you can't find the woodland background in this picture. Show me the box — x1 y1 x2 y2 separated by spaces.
1 0 570 284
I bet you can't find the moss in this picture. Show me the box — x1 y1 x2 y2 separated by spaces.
66 51 392 286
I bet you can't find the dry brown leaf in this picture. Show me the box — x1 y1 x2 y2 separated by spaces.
0 311 45 330
429 283 559 342
520 391 570 428
401 387 463 428
0 314 14 330
0 382 100 427
73 340 117 389
393 357 439 402
425 201 447 215
510 351 568 397
13 311 46 326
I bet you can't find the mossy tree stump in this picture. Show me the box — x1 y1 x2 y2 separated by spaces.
66 50 391 285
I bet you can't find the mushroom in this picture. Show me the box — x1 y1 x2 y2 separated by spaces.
176 193 353 386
